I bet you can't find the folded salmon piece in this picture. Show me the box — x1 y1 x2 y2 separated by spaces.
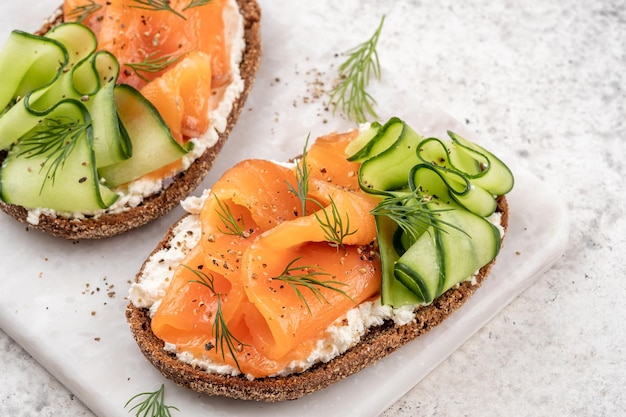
150 131 383 377
65 0 230 146
305 129 363 190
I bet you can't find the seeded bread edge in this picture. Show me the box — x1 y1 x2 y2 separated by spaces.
125 195 509 402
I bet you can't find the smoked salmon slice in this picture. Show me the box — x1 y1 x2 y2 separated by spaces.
150 133 383 378
258 178 378 249
306 129 362 190
82 0 229 90
140 51 213 143
242 241 379 361
200 159 302 233
151 245 235 353
63 0 231 146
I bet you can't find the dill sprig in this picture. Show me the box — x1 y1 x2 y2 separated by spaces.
16 116 91 194
286 134 358 248
312 196 358 250
213 195 248 237
371 191 467 245
124 384 179 417
125 51 187 83
130 0 213 18
183 0 213 11
131 0 186 20
286 134 311 217
66 0 102 23
271 257 353 314
329 15 385 123
184 265 248 370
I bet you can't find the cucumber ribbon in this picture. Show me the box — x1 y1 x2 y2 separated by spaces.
348 117 514 307
0 23 189 212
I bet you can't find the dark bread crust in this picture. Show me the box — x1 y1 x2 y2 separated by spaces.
0 0 262 240
126 196 509 402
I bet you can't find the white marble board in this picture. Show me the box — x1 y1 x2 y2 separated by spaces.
0 0 569 416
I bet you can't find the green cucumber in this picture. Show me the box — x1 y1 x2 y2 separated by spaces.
347 117 402 162
408 163 454 204
360 117 514 307
376 214 424 306
0 22 184 214
0 30 67 114
45 22 97 60
0 100 118 212
0 25 107 138
0 32 67 148
359 120 423 193
81 51 130 167
98 84 190 187
394 201 501 304
29 25 129 167
416 132 514 197
27 23 98 112
410 163 497 217
372 190 440 306
410 134 513 216
447 131 514 195
395 193 432 252
0 94 51 147
345 121 381 161
417 136 480 175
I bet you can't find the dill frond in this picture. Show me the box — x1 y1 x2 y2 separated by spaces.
329 15 385 123
130 0 186 20
16 115 91 194
271 257 354 314
124 384 179 417
312 196 358 250
66 0 102 23
183 0 213 11
125 51 187 83
184 265 247 370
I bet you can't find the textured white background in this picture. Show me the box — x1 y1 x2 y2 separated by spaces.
1 0 625 416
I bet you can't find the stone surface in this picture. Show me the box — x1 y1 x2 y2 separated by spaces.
1 0 625 416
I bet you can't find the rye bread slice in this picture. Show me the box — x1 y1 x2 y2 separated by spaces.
126 195 509 402
0 0 262 240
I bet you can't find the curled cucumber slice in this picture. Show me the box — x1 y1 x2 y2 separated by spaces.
98 84 190 187
410 163 497 218
447 131 514 195
358 119 423 193
357 117 514 307
394 201 501 304
0 22 190 214
0 100 118 212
